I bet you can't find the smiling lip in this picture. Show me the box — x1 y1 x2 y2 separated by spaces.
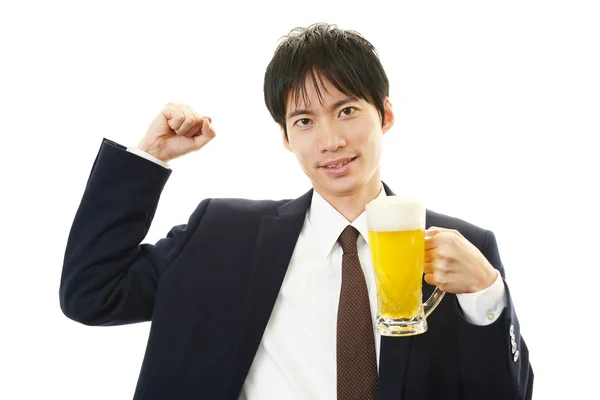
320 156 357 176
320 157 356 168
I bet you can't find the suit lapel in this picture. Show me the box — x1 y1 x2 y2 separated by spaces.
228 189 313 397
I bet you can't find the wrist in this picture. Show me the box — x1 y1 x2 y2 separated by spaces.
138 142 169 163
128 145 171 169
474 267 498 293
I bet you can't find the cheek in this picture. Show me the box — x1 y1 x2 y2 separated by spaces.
351 118 378 140
370 130 382 147
289 140 315 165
363 129 383 164
356 125 380 150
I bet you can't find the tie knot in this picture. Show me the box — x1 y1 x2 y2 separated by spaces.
338 225 360 254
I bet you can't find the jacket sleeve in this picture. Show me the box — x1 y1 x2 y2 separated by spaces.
456 230 534 400
59 138 210 326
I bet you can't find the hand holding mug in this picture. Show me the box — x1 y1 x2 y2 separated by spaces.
424 227 498 294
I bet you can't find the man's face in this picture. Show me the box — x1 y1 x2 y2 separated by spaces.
282 77 394 200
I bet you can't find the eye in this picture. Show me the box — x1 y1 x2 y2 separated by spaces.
294 118 312 127
339 107 356 117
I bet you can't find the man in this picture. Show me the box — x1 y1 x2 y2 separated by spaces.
60 23 533 399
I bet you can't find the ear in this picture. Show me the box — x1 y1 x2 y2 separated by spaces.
281 125 293 152
381 97 395 134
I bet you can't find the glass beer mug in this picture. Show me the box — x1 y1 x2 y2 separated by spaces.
366 196 445 336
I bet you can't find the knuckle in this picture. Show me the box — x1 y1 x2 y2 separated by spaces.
434 270 446 286
434 247 445 260
433 258 447 273
165 102 178 112
184 115 195 126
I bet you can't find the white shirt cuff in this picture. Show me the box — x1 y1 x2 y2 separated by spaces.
126 146 170 169
456 270 507 326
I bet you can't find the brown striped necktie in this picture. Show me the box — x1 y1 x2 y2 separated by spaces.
337 225 378 400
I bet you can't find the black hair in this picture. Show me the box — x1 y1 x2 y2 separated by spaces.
264 22 390 138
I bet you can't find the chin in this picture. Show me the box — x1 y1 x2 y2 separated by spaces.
318 177 364 197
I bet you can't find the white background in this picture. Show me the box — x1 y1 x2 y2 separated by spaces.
1 1 599 399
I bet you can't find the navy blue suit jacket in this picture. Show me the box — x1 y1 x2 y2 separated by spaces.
60 139 533 399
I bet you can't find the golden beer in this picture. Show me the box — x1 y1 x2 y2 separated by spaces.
366 196 445 336
368 229 424 319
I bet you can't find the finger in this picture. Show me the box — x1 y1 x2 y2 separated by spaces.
424 246 438 263
424 273 436 287
186 107 214 137
201 118 216 139
175 105 198 137
186 117 203 138
162 104 185 132
424 251 450 275
425 231 459 250
192 119 216 150
425 227 443 237
424 235 438 250
427 226 463 238
423 260 434 274
425 270 448 290
189 112 214 137
425 232 445 250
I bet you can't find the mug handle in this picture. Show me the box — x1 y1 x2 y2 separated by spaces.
422 229 446 317
423 287 446 317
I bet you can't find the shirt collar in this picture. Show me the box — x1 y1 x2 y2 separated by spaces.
307 184 387 259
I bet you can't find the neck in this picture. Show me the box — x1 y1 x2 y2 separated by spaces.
315 179 382 223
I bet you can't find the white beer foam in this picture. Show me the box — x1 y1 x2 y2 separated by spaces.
365 196 425 231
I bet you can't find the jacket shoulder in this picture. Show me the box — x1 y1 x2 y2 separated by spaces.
206 197 291 215
193 198 295 230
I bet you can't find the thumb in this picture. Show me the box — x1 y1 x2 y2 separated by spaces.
192 119 216 150
425 226 443 239
202 119 216 139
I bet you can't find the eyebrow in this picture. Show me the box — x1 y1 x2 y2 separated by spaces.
286 96 360 120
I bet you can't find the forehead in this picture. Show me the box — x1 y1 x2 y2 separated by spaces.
284 73 353 114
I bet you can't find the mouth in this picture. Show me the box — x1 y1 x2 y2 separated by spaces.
320 156 358 169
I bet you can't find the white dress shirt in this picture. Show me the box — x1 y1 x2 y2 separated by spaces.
126 147 507 400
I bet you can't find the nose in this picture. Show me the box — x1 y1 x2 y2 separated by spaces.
317 121 346 153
